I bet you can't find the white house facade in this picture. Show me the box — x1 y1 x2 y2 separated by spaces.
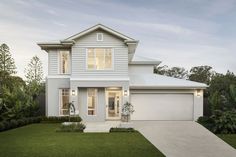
38 24 207 122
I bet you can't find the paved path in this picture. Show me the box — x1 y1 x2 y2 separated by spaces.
132 121 236 157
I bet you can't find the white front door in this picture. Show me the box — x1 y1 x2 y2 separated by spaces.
106 90 121 120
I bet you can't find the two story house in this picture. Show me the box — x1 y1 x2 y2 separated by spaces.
38 24 207 122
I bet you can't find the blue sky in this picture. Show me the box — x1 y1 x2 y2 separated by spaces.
0 0 236 78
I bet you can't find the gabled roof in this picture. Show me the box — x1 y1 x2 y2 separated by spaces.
130 55 161 65
129 74 207 89
65 23 136 41
37 24 138 52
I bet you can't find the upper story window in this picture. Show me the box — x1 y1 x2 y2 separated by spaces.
87 48 113 70
59 50 70 74
97 33 103 41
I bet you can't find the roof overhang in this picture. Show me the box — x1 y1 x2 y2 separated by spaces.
37 40 75 51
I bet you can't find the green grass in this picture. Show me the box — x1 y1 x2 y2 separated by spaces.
0 124 164 157
218 134 236 149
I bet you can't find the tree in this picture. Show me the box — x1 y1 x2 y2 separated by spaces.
0 43 16 75
25 56 44 100
25 56 43 84
154 65 188 79
188 66 213 84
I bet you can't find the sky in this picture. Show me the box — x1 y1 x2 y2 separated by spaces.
0 0 236 79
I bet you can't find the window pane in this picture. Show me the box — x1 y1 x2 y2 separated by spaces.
105 49 112 69
87 88 97 115
95 49 105 70
87 49 95 69
60 89 69 115
60 51 70 74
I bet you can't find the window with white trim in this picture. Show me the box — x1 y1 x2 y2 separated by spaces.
87 48 112 70
59 51 70 74
87 88 97 115
59 89 70 115
97 33 103 41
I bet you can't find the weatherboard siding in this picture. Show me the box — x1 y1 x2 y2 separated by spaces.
48 50 58 75
71 47 129 78
74 29 126 47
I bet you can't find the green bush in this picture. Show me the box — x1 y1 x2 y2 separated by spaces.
0 122 5 131
211 110 236 134
110 127 136 132
56 123 85 132
9 120 18 128
197 116 214 131
41 116 82 123
17 119 25 126
198 110 236 134
0 117 42 132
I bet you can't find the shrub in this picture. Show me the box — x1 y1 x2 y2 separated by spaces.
197 116 214 131
9 120 18 128
198 110 236 134
56 123 85 132
42 116 82 123
110 127 136 132
17 119 25 126
0 122 5 131
211 110 236 134
2 121 10 130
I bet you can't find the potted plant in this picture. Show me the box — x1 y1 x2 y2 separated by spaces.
121 101 134 122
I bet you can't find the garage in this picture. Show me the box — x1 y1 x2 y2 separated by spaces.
130 93 194 120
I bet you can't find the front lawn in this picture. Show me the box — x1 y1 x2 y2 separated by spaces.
0 124 164 157
218 134 236 149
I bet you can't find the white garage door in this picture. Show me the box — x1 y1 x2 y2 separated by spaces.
131 93 194 120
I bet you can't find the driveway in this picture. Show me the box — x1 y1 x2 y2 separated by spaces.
132 121 236 157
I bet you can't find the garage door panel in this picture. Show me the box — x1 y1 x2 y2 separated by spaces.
131 94 194 120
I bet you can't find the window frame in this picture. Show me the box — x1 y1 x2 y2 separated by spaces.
86 48 114 71
58 50 71 75
87 88 98 116
59 88 70 116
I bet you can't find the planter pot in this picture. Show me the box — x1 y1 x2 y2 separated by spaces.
121 114 130 122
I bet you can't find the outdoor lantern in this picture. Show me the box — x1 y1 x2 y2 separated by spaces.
72 90 76 96
123 90 128 97
197 89 201 97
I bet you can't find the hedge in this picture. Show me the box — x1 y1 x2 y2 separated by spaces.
0 117 41 132
110 127 136 132
41 116 82 123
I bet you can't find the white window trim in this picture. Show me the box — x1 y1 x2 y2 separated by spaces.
58 50 71 75
97 33 103 41
85 48 114 71
59 88 70 116
87 88 98 116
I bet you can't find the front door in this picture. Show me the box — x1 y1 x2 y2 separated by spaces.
106 90 121 119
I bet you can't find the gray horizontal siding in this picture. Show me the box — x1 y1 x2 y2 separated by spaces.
74 29 125 47
48 50 58 75
71 47 128 78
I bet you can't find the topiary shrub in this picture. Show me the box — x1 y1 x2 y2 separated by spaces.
42 116 82 123
2 121 10 130
110 127 136 132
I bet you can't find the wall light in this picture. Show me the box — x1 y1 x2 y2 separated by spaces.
123 90 128 97
197 89 201 97
72 90 76 96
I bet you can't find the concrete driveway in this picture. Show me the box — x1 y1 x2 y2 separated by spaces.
132 121 236 157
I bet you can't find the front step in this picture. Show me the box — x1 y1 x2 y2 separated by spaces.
84 121 121 133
